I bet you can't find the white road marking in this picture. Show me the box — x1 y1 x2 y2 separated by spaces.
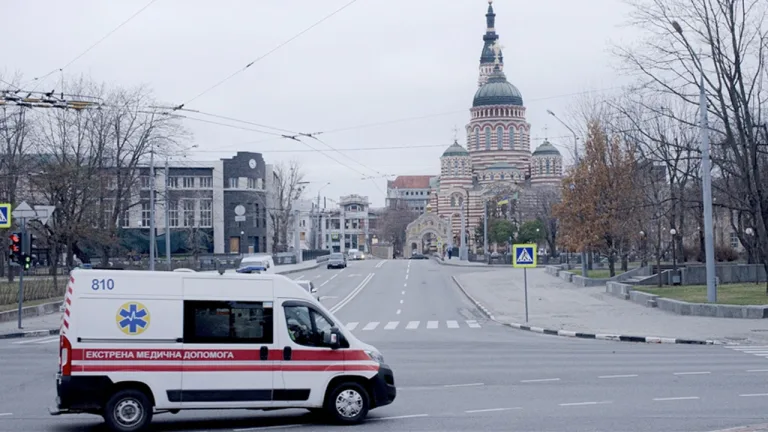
320 280 330 287
0 413 11 417
362 322 380 331
444 382 484 388
521 378 560 383
404 283 407 287
747 369 768 372
375 260 387 268
396 309 401 315
673 371 710 375
466 320 481 328
330 274 339 281
34 336 59 344
599 374 638 379
653 396 699 401
447 320 459 328
314 275 322 279
559 401 612 407
465 407 521 413
401 290 405 295
400 299 404 304
740 393 768 397
373 414 428 421
384 321 399 330
15 336 58 345
732 346 768 350
405 274 409 280
234 424 305 431
346 322 359 331
427 321 438 329
329 273 374 314
406 321 420 329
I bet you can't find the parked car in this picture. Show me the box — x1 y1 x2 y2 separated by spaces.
295 279 319 301
327 252 347 269
410 253 429 260
348 249 365 260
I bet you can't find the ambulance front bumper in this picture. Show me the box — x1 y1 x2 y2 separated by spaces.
50 374 112 415
371 364 396 408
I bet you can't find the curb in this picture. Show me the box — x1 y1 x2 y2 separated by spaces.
451 275 717 345
275 262 321 275
710 424 768 432
0 328 59 340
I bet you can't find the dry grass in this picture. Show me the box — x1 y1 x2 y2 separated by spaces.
0 277 67 306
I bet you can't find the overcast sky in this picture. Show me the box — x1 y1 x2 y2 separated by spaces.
2 0 640 207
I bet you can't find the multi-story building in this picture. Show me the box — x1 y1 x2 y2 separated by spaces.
318 195 378 253
287 199 315 251
386 176 432 212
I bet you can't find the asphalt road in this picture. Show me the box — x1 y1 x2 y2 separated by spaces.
2 258 768 431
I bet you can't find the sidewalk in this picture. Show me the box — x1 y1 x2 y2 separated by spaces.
456 268 768 345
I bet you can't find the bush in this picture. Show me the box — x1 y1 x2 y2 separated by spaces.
715 246 739 262
0 278 67 305
683 245 703 262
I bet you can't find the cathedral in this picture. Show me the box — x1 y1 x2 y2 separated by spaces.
426 0 564 250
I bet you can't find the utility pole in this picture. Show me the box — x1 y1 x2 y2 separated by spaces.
699 71 716 302
483 200 488 262
294 209 302 263
164 159 171 271
149 147 156 271
459 201 467 261
340 208 346 254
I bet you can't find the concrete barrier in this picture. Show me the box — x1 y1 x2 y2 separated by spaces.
0 300 63 323
559 271 573 282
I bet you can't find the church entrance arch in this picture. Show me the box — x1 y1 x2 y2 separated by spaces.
404 211 450 258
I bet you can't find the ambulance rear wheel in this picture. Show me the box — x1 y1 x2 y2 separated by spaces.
325 382 369 424
103 389 153 432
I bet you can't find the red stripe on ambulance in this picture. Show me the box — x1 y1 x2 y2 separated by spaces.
74 364 379 373
72 348 371 362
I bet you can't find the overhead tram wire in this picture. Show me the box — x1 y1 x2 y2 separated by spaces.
22 0 161 93
173 0 360 111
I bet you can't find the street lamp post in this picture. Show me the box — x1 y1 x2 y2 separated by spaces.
670 228 677 271
639 231 647 267
550 109 588 276
671 20 717 302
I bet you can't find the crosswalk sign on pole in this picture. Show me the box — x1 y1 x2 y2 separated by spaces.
513 243 537 268
0 204 10 229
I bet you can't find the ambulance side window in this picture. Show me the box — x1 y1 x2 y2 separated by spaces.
183 301 274 344
284 305 335 348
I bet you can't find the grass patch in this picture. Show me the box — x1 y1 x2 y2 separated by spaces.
0 296 64 312
638 283 768 305
581 269 626 279
0 278 67 306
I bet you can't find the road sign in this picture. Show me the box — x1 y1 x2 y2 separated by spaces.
34 205 56 225
234 215 246 222
513 243 537 268
0 204 10 228
12 201 36 219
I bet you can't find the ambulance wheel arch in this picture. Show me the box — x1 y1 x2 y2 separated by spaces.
103 387 154 432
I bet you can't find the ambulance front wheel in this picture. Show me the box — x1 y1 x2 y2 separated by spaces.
103 389 153 432
325 382 369 424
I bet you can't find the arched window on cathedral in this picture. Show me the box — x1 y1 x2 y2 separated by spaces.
485 127 491 150
450 196 456 207
546 159 551 175
474 127 480 150
501 173 505 180
497 126 504 150
509 127 516 150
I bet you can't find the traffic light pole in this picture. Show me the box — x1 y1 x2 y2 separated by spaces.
17 218 26 330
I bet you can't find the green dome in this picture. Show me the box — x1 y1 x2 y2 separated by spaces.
442 141 469 157
533 139 561 156
473 67 523 107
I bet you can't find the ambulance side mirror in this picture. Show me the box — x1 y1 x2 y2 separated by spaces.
324 327 342 350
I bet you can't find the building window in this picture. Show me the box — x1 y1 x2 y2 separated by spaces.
102 199 115 228
730 232 739 249
252 203 260 228
141 201 151 227
247 178 259 189
121 207 130 228
183 177 195 188
199 176 213 188
510 127 516 149
546 159 551 175
183 300 273 345
485 127 491 150
168 201 179 227
199 199 212 227
167 177 179 189
475 127 480 150
228 178 238 189
497 126 504 149
182 199 195 227
140 175 150 189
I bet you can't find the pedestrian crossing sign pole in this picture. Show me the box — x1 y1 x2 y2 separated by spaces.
513 243 537 323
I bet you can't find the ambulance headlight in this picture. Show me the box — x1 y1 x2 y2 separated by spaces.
366 350 384 364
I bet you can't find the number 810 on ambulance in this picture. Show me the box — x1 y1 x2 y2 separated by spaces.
50 269 396 432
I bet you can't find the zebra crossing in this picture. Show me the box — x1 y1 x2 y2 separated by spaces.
345 320 483 332
725 345 768 359
11 336 59 345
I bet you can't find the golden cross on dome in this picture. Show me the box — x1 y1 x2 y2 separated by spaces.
543 124 549 139
452 125 459 141
491 41 504 64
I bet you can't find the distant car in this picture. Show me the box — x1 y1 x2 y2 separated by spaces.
295 280 319 301
327 252 347 269
410 253 429 260
348 249 365 260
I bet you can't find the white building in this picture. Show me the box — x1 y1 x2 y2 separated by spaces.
318 195 376 253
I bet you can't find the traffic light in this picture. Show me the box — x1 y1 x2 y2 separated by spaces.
8 233 21 262
22 254 31 270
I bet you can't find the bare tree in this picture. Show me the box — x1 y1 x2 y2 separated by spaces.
617 0 768 289
377 198 418 256
530 186 561 257
268 161 306 253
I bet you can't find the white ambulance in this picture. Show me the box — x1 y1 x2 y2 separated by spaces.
49 269 395 431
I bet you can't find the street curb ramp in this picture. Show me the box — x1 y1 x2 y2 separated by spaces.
451 275 718 346
0 328 60 340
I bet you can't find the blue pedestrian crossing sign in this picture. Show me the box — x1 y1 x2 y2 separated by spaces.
513 244 537 268
0 204 10 229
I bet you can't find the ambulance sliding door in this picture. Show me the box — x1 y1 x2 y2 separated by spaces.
180 277 276 409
